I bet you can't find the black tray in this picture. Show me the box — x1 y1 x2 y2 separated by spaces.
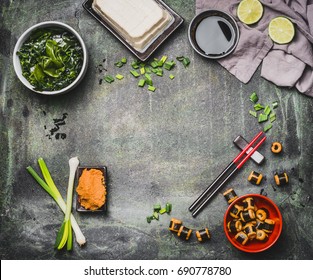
82 0 184 61
76 166 107 213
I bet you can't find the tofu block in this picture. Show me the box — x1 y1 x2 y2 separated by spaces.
92 0 173 51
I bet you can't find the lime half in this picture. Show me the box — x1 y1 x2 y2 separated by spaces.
237 0 263 25
268 16 295 44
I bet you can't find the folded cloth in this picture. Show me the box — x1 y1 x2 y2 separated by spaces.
195 0 313 97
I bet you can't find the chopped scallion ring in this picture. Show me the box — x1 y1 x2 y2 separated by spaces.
249 92 259 103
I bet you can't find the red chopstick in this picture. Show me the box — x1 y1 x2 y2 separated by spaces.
189 131 266 217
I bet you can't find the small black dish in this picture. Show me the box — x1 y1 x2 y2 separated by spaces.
76 166 107 213
188 9 239 59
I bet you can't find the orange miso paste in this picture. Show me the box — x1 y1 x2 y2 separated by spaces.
76 168 106 210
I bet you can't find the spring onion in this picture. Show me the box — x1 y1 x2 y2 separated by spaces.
159 55 168 66
164 60 176 70
138 79 146 87
182 57 190 68
264 123 273 132
55 157 79 251
145 67 152 74
153 204 161 211
264 105 271 116
254 103 265 111
176 56 190 68
153 212 159 220
150 61 159 68
156 68 163 77
140 67 146 75
131 60 140 69
272 101 278 109
146 202 172 223
144 73 153 86
148 85 156 92
258 113 268 123
270 112 276 123
121 57 127 64
169 74 175 80
130 70 140 78
249 92 259 103
115 74 124 80
249 110 257 118
104 75 114 83
159 208 167 214
165 203 172 213
26 158 86 247
114 61 123 68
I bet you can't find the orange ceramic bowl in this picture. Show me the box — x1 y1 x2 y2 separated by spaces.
224 194 282 253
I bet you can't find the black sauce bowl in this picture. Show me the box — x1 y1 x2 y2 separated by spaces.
188 9 240 59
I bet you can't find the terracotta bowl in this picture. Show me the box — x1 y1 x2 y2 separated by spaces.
224 194 282 253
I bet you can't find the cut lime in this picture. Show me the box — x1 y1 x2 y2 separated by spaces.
268 16 295 44
237 0 263 25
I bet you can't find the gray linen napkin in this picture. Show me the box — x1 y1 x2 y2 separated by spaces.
195 0 313 97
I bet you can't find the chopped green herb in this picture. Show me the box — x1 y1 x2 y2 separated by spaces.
130 70 140 78
258 113 268 123
140 67 146 75
145 73 153 86
104 75 114 83
121 57 127 64
150 61 159 68
254 103 265 111
164 60 176 70
131 60 140 69
138 79 146 87
159 55 168 66
147 216 153 223
249 92 259 103
151 68 158 74
169 74 175 80
114 61 124 68
270 112 276 123
165 203 172 213
249 110 257 117
272 101 278 109
153 212 159 220
264 105 271 116
145 67 152 74
115 74 124 80
182 57 190 68
159 208 167 214
176 56 190 68
153 204 161 212
264 123 273 132
148 85 156 92
156 68 163 77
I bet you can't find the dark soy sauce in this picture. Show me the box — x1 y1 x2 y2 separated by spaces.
195 16 236 56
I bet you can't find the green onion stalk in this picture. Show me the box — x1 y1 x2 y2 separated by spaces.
26 157 86 249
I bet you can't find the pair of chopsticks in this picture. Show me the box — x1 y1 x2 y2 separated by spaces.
189 131 266 217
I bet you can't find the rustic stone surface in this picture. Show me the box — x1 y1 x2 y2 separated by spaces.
1 0 313 260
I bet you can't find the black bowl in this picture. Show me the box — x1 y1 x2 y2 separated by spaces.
188 9 239 59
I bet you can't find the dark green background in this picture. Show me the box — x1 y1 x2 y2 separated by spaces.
1 0 313 260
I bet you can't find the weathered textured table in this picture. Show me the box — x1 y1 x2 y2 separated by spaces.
1 0 313 260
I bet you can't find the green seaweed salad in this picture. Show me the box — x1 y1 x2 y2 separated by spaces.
17 28 83 91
